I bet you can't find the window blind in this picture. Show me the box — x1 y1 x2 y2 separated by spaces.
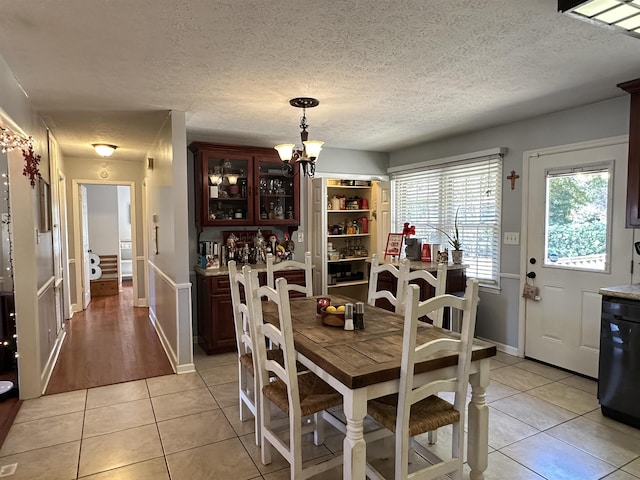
392 154 503 284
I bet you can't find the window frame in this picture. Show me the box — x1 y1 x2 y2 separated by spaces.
391 152 503 287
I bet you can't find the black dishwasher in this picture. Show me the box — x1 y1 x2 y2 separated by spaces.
598 295 640 428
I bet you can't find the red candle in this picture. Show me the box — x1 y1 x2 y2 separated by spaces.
317 297 331 314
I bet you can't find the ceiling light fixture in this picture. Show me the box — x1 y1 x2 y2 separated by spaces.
275 97 324 178
92 144 118 157
559 0 640 39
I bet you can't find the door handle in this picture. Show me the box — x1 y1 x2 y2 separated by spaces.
526 272 536 279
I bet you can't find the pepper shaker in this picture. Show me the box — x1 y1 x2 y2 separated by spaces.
344 303 354 331
354 302 365 330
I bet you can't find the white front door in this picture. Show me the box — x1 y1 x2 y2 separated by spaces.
524 140 632 378
80 185 92 310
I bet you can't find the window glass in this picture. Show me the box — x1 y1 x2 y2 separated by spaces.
544 164 612 272
392 155 502 284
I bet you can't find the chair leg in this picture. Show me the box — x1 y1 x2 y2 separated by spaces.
260 396 272 466
313 412 325 446
450 422 463 480
427 428 438 445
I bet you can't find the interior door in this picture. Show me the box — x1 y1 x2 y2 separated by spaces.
372 181 390 259
80 185 91 309
525 141 632 377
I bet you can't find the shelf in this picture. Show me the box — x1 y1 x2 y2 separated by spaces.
328 257 370 263
260 194 293 198
327 279 369 288
327 234 371 238
327 185 371 189
327 209 370 213
209 197 247 201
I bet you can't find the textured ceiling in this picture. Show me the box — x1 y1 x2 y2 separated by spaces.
0 0 639 163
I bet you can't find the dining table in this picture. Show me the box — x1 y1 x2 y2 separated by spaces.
261 293 496 480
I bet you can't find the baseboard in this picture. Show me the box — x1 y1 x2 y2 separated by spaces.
149 308 178 373
41 329 66 394
476 336 520 357
176 363 196 374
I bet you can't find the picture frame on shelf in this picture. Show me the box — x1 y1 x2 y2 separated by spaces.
384 233 404 259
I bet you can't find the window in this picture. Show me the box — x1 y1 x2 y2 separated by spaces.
544 163 612 272
392 153 503 285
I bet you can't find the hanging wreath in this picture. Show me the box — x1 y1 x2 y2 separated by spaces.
22 146 41 187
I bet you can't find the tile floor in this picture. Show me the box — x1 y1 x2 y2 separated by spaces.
1 349 640 479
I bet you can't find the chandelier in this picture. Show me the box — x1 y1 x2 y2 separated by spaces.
275 97 324 178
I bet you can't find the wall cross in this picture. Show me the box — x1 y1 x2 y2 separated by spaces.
507 170 520 190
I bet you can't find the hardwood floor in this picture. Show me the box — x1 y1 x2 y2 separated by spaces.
45 282 174 395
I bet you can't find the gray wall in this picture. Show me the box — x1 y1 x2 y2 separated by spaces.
390 95 631 348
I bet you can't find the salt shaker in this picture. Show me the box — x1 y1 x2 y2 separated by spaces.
354 302 365 330
343 303 354 331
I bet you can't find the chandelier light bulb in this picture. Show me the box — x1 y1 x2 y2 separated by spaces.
275 144 295 162
303 141 324 160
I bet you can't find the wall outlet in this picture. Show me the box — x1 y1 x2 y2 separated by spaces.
297 232 304 243
504 232 520 245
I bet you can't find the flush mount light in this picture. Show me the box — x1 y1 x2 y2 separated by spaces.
92 144 118 157
559 0 640 39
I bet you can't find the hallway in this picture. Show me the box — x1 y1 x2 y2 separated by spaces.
46 282 174 395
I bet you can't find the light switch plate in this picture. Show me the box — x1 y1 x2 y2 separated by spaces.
297 232 304 243
504 232 520 245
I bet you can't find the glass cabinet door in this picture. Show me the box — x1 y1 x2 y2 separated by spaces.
254 155 299 226
203 152 252 226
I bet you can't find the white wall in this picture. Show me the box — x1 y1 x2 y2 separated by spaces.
117 185 132 241
390 95 631 349
147 111 193 372
87 185 119 257
0 52 58 398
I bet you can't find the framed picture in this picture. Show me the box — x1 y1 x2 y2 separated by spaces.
38 178 51 232
384 233 404 258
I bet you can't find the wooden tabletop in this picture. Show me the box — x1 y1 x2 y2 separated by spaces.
261 295 496 389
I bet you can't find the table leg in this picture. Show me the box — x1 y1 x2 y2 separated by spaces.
468 359 490 480
343 388 368 480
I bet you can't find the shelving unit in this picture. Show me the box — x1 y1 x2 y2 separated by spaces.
311 177 390 302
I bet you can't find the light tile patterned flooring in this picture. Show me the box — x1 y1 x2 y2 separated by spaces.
1 349 640 479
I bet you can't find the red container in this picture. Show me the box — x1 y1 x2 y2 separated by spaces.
317 297 331 315
421 244 431 262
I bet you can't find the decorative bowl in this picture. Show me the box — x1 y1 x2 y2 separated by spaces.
320 306 345 327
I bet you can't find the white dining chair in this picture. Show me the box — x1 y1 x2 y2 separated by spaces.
266 251 313 297
366 278 480 480
245 271 345 480
228 261 263 446
399 261 448 445
367 253 410 311
399 262 448 326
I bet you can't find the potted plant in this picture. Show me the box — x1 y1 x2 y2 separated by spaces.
428 208 463 264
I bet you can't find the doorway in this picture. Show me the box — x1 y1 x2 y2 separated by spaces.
521 137 632 377
72 180 140 312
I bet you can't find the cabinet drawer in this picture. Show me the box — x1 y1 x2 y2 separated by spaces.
209 275 231 293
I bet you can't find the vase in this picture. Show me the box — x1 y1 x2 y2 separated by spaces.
452 249 463 264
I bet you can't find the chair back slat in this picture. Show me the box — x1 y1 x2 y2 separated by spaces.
367 254 409 311
401 263 448 326
266 251 313 297
229 261 252 356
